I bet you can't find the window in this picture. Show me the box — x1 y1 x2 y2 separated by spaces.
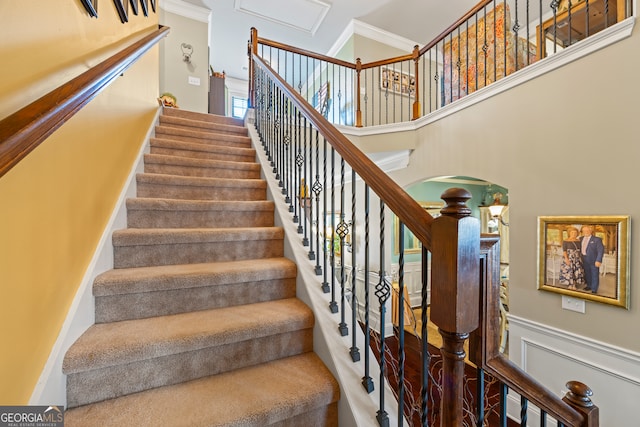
231 96 248 119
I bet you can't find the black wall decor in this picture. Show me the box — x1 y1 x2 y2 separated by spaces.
140 0 149 17
113 0 128 23
129 0 138 15
80 0 98 17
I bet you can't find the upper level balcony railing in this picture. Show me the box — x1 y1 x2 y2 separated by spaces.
249 22 601 425
250 0 632 128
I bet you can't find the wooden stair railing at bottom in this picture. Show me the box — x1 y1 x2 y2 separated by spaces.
367 324 519 427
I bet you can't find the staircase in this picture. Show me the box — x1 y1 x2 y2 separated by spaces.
62 108 340 426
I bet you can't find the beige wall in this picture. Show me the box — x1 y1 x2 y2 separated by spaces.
389 24 640 352
159 9 209 112
0 1 160 403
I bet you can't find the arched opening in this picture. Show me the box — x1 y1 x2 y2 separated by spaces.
389 175 510 352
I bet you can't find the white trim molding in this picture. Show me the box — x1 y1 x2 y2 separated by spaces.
507 315 640 426
328 19 420 58
162 0 212 23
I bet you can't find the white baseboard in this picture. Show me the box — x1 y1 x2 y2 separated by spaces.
507 315 640 426
29 107 161 406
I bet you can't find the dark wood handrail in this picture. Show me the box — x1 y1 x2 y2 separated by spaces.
473 236 596 426
252 52 434 249
256 36 357 69
0 25 170 179
257 34 416 72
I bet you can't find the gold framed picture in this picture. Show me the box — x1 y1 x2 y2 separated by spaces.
537 215 630 309
393 202 443 254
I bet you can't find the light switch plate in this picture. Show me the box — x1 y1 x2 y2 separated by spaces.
562 295 585 313
188 76 200 86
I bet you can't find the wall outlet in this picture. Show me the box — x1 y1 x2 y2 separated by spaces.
188 76 200 86
562 295 585 313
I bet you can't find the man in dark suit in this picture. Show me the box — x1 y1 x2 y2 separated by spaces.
580 225 604 293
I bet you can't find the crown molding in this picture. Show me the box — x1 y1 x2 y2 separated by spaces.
162 0 212 23
327 19 419 57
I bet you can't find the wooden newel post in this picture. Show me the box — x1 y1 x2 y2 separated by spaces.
563 381 599 427
355 58 363 127
411 45 421 120
430 188 480 426
248 27 258 108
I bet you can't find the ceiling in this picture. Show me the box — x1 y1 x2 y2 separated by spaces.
180 0 479 81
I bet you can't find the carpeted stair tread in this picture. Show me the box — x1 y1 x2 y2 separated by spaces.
94 258 296 296
155 124 252 148
144 154 260 179
126 198 274 214
136 173 266 189
63 298 313 374
162 106 244 127
150 137 256 162
126 198 275 229
113 226 283 246
64 353 339 427
159 114 248 136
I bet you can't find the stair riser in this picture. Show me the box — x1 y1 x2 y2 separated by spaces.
162 107 244 127
128 209 274 228
66 330 313 408
159 116 248 135
155 129 251 149
114 239 284 268
144 163 260 180
270 404 339 427
150 146 255 163
137 182 266 201
96 278 296 322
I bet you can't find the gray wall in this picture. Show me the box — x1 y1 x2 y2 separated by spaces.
159 9 209 113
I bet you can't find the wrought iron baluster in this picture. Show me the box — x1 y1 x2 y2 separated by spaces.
514 0 521 71
500 383 509 427
350 169 359 361
397 222 406 427
420 246 430 427
313 131 322 274
321 136 330 292
375 200 390 427
503 0 508 77
337 156 348 336
520 395 529 425
293 109 301 226
476 367 486 426
302 118 310 248
552 0 559 54
329 147 338 313
540 409 548 426
362 184 374 393
586 0 590 37
456 27 461 101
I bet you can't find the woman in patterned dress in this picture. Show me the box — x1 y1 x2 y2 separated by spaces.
559 226 585 290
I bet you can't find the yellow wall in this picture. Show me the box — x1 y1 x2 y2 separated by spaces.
0 1 160 404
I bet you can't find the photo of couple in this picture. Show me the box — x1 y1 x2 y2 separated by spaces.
539 216 629 307
557 225 604 294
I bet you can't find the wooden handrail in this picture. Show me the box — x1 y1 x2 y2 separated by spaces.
472 236 598 426
0 25 170 179
256 35 357 69
251 53 434 249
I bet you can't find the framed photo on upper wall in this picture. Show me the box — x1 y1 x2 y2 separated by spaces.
537 215 630 308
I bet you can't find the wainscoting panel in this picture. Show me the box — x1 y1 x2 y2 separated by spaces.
508 315 639 426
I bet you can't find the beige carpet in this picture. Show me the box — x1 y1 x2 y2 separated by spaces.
62 107 339 426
